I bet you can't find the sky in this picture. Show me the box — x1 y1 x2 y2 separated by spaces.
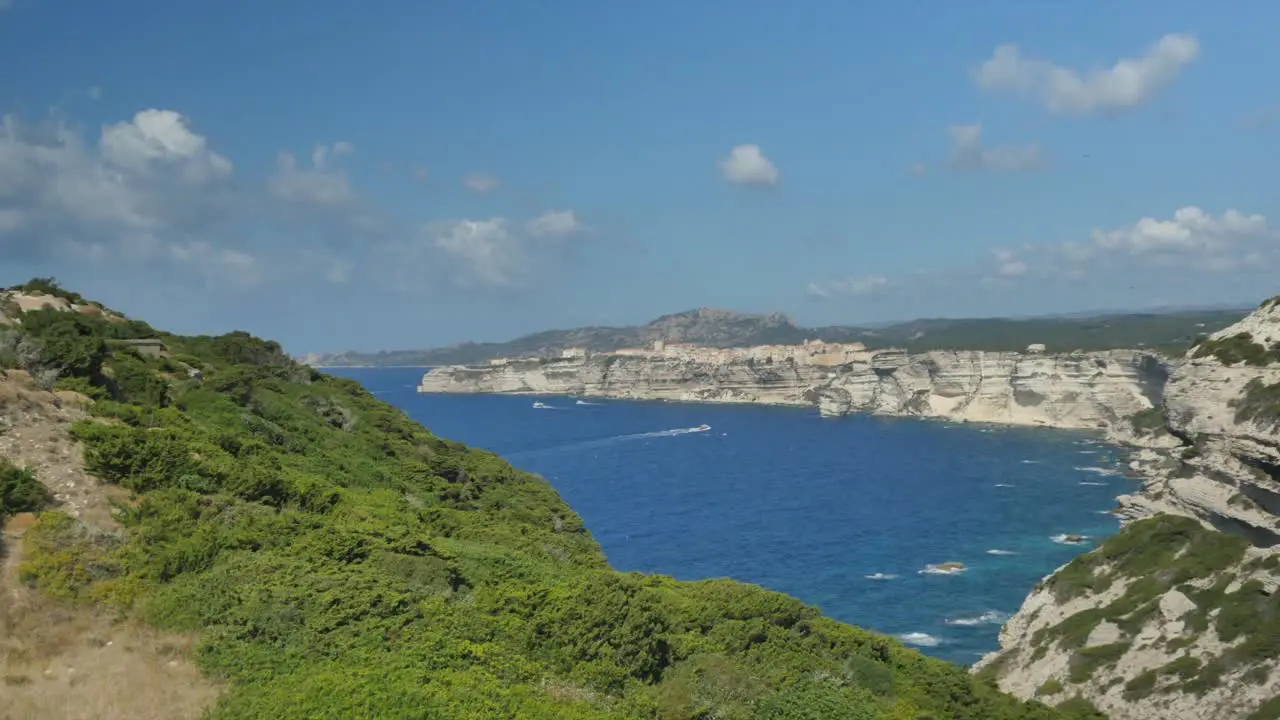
2 1 1279 354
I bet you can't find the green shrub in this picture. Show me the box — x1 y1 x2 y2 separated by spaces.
1128 406 1167 433
0 459 48 518
1067 642 1129 683
1036 678 1063 696
1234 378 1280 426
17 277 88 305
1192 332 1280 367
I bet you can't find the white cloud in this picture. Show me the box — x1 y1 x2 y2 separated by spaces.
907 162 928 177
99 109 233 183
720 144 779 186
413 210 589 288
463 172 499 193
991 248 1028 276
0 109 253 282
973 34 1200 115
526 209 584 239
947 124 1042 173
985 207 1272 283
807 275 891 299
1089 207 1267 254
270 142 356 206
310 140 352 171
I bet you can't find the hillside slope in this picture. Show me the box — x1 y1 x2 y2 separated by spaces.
1 281 1100 719
974 297 1280 720
305 308 1245 368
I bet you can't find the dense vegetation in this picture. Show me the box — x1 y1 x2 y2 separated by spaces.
2 283 1101 719
1127 407 1167 435
315 308 1246 367
0 458 49 553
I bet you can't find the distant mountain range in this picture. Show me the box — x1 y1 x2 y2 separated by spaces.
299 305 1252 368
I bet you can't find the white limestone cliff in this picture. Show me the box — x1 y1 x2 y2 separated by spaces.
974 298 1280 720
419 348 1170 432
815 349 1166 429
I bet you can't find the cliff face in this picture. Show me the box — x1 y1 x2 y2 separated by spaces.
817 349 1167 430
419 355 830 406
419 348 1169 430
975 300 1280 720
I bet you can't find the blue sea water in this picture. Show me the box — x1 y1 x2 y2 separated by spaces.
329 367 1132 666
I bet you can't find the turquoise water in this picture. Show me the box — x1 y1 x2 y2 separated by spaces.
330 367 1131 665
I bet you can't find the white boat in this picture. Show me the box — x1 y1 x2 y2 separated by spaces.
694 424 711 432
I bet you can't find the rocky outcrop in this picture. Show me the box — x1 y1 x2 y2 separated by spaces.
975 298 1280 720
419 348 1169 431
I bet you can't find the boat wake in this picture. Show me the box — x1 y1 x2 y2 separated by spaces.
505 424 712 459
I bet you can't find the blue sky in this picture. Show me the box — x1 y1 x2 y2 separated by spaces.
2 1 1278 353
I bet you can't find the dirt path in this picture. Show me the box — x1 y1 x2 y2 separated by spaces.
1 370 220 720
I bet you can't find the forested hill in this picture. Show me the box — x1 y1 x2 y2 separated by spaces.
1 280 1102 719
305 307 1248 367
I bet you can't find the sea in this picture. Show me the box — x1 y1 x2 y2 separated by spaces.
328 367 1132 666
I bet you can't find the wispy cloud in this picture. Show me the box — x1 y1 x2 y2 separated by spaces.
973 33 1200 116
946 124 1043 173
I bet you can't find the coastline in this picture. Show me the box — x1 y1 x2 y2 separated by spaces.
411 311 1280 720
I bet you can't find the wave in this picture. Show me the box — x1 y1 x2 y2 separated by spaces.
864 572 898 581
944 610 1009 627
1075 466 1120 476
1079 481 1108 486
1020 459 1040 464
1051 534 1091 546
919 563 967 576
897 632 942 647
985 549 1017 556
993 483 1015 488
532 401 564 410
575 399 600 406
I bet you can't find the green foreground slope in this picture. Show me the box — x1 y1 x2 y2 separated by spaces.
1 283 1100 719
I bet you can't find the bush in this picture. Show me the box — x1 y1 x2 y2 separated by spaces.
1234 379 1280 426
0 459 48 518
1129 406 1167 433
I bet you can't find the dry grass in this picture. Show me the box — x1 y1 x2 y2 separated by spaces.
1 371 221 720
0 370 120 533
